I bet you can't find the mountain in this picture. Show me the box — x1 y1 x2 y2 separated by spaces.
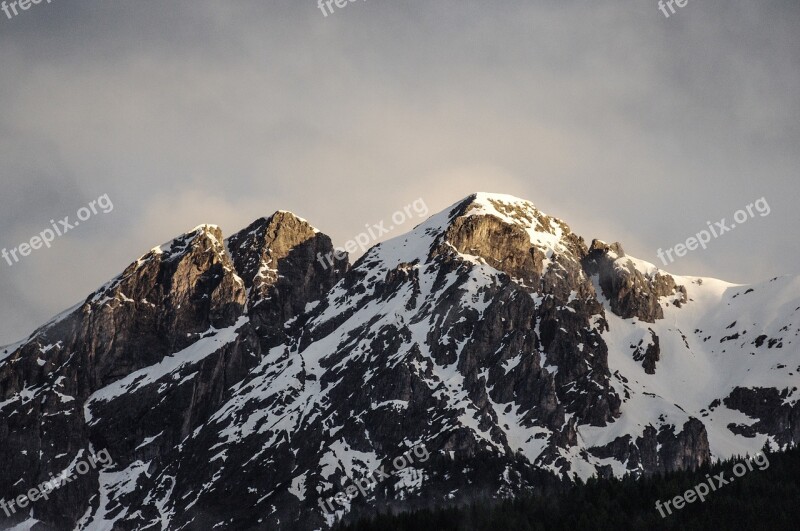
0 193 797 530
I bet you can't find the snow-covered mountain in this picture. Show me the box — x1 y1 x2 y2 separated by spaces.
1 193 798 530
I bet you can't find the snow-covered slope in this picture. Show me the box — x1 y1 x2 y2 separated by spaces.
592 270 799 464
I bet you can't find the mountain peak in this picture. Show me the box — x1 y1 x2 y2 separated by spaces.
357 192 577 275
226 211 323 292
224 211 347 340
426 192 585 290
146 223 226 264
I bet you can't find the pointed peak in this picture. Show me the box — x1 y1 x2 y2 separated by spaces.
273 210 317 228
228 211 319 244
227 211 318 250
268 211 320 235
148 224 225 260
226 211 330 292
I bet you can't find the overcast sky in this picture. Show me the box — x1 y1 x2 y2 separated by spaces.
0 0 798 345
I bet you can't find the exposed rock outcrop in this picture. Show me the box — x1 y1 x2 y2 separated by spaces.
582 239 687 323
724 387 800 447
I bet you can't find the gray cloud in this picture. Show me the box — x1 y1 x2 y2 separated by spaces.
1 0 798 344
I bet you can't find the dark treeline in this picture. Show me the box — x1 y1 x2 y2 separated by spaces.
335 444 800 530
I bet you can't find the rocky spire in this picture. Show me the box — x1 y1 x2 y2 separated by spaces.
226 211 348 344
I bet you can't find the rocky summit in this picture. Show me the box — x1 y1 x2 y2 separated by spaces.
1 193 798 530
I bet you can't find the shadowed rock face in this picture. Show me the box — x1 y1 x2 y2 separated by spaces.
724 387 800 447
587 418 710 478
631 328 661 375
583 239 687 323
0 194 795 530
0 224 250 527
